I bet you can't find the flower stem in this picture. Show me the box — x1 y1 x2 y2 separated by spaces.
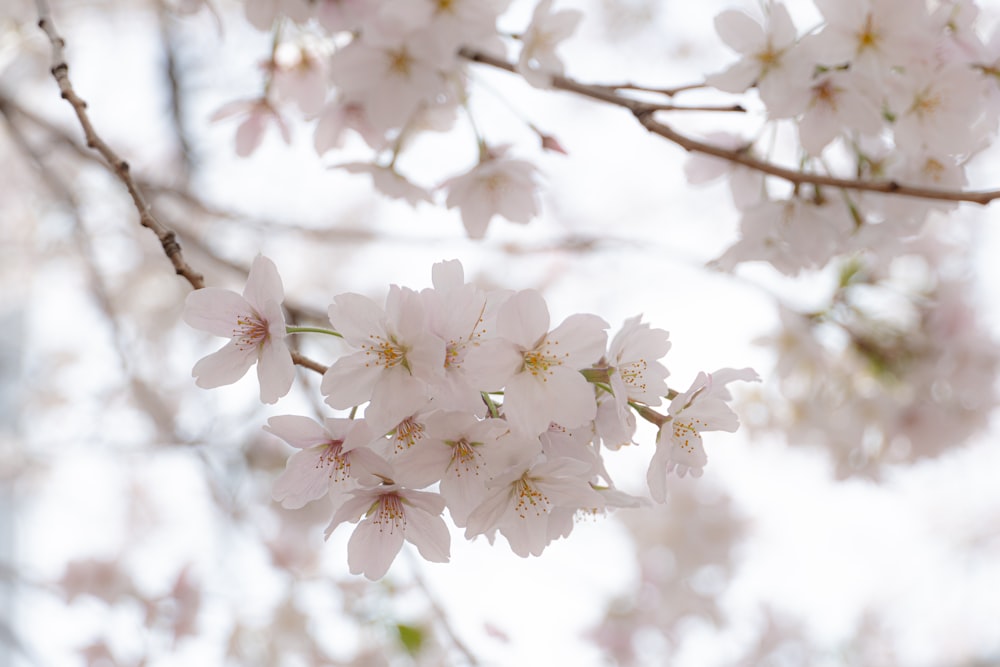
286 326 342 338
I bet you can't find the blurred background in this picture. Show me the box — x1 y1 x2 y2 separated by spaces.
2 0 1000 665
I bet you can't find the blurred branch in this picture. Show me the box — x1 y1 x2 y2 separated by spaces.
35 0 205 290
459 48 1000 206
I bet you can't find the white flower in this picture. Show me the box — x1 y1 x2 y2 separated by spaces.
326 484 450 579
442 148 540 238
321 286 445 430
706 4 811 117
183 255 295 404
517 0 583 88
210 98 291 158
265 415 387 509
647 368 759 502
465 455 604 557
494 289 608 437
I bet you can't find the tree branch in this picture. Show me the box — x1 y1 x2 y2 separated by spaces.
459 47 1000 207
35 0 205 290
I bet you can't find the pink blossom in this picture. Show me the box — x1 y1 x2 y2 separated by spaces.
465 455 604 557
494 289 608 436
442 148 541 238
210 97 291 158
321 286 445 429
647 368 759 501
327 484 450 579
265 415 388 509
183 255 295 404
517 0 583 88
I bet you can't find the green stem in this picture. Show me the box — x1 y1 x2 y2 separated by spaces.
481 392 500 419
286 326 342 338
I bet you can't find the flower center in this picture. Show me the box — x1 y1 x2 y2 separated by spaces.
317 441 350 484
394 417 426 452
371 494 406 533
513 476 550 518
619 359 648 391
522 341 566 379
448 438 480 477
233 312 268 351
672 418 706 455
362 335 406 370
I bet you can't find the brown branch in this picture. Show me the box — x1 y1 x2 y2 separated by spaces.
459 47 1000 207
35 0 205 290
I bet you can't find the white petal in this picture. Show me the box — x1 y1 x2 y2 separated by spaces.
714 10 765 54
243 255 284 311
404 507 451 563
264 415 330 449
256 339 295 404
496 289 550 349
184 288 252 337
347 518 404 580
192 341 256 388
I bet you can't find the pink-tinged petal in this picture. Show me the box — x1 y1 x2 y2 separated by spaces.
431 259 464 290
364 372 430 435
399 488 446 515
706 59 761 93
184 288 252 337
326 492 380 537
404 507 450 563
321 352 382 409
256 338 295 404
500 506 552 557
545 367 598 430
243 255 284 310
264 415 331 449
393 442 453 488
347 518 405 580
496 289 549 349
503 371 554 436
338 419 378 452
406 331 447 380
714 10 765 54
192 341 256 388
462 338 522 391
328 292 387 345
272 448 342 509
345 447 394 485
235 114 266 157
646 439 670 503
548 314 608 367
465 485 513 538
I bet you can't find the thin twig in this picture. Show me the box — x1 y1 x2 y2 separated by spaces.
459 47 1000 207
35 0 205 289
33 2 332 375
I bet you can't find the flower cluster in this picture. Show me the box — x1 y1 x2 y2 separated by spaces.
697 0 1000 275
211 0 585 238
184 256 757 578
747 238 1000 479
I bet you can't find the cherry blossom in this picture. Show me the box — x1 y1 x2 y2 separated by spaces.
326 483 450 579
707 3 811 117
465 454 605 557
516 0 583 88
321 286 445 429
647 368 760 502
266 415 388 509
210 97 291 158
183 255 294 404
493 289 608 437
442 147 541 238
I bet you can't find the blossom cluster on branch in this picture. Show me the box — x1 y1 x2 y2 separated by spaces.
183 256 757 578
698 0 1000 273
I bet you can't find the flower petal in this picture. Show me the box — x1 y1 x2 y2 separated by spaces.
192 341 256 388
